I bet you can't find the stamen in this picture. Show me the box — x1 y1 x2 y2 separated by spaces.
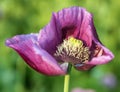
54 37 91 64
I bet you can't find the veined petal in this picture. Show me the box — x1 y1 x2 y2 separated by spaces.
54 7 81 29
6 34 67 76
78 11 94 47
54 7 83 38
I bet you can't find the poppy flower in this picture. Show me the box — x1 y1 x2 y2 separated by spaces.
5 7 114 76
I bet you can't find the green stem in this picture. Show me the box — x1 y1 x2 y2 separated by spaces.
63 63 72 92
64 74 70 92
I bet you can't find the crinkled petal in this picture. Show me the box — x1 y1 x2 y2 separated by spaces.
6 34 67 76
54 7 81 29
54 7 83 39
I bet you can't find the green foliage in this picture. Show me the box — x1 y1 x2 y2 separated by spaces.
0 0 119 92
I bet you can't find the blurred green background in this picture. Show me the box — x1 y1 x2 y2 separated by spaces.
0 0 119 92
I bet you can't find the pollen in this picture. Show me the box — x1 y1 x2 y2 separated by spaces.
54 37 91 64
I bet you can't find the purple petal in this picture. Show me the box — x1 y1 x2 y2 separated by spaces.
38 15 62 55
54 7 81 29
77 11 94 47
6 34 67 76
87 43 114 65
54 7 83 38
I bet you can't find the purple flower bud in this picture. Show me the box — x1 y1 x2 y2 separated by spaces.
5 7 114 76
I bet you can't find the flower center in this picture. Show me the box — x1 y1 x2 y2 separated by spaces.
54 37 91 64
